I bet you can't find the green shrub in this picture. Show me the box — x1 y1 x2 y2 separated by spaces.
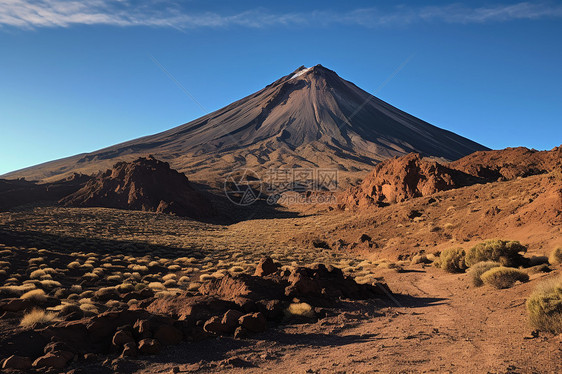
437 248 467 273
480 267 529 289
468 261 501 287
465 240 527 267
549 246 562 266
526 277 562 334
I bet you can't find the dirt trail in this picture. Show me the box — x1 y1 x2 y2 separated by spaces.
141 267 561 374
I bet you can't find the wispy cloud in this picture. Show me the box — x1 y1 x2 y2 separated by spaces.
1 1 561 29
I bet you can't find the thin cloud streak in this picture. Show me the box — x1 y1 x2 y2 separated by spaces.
1 1 561 29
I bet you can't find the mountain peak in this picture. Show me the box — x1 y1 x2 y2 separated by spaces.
4 65 488 184
289 64 334 80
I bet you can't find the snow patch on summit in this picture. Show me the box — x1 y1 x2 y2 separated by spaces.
290 67 312 79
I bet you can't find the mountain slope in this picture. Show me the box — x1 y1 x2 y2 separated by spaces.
4 65 488 184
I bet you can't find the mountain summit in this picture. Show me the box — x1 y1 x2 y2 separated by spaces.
5 65 488 184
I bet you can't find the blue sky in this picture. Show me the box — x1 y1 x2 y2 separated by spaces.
1 1 561 175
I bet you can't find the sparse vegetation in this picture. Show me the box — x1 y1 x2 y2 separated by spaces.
465 240 527 267
20 309 57 327
20 289 47 302
436 248 467 273
480 267 529 289
526 276 562 334
285 302 315 318
468 261 501 287
549 246 562 266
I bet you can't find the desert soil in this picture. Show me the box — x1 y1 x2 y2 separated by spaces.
0 170 560 373
134 266 561 374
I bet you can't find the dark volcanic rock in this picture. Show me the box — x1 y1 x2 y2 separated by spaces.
238 312 267 333
137 338 160 355
254 257 279 277
2 355 33 370
59 156 213 219
0 173 89 211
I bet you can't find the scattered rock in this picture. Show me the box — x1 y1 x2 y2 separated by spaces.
254 257 278 277
133 319 151 338
121 342 137 357
203 316 225 335
138 338 161 355
33 351 74 369
220 357 255 368
221 309 244 333
233 326 249 339
359 234 372 242
112 330 135 346
239 312 267 333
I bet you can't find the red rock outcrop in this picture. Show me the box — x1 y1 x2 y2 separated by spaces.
341 146 561 209
448 146 562 181
59 156 213 219
341 153 468 208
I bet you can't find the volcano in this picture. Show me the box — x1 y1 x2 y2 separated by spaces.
4 65 488 184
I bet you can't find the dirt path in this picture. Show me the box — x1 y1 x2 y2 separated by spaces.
140 267 561 374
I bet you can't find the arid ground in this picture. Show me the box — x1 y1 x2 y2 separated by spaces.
1 163 560 373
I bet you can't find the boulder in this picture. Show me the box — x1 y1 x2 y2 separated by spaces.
138 338 161 355
112 330 135 346
254 257 278 277
238 312 267 333
32 351 74 369
0 298 33 312
221 309 244 333
2 355 33 370
121 342 137 358
133 319 151 339
154 324 183 345
203 316 225 335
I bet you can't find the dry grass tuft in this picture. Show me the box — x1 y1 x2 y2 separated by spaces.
549 246 562 266
20 289 47 302
285 302 315 318
526 276 562 334
20 309 57 327
468 261 501 287
480 267 529 289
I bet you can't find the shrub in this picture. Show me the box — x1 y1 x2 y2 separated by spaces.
20 309 57 327
117 282 135 293
465 240 527 267
549 246 562 266
526 277 562 333
411 254 431 264
468 261 501 287
39 280 62 289
480 267 529 289
20 289 47 303
437 248 467 273
0 284 36 297
285 302 315 318
29 269 46 279
524 264 552 275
